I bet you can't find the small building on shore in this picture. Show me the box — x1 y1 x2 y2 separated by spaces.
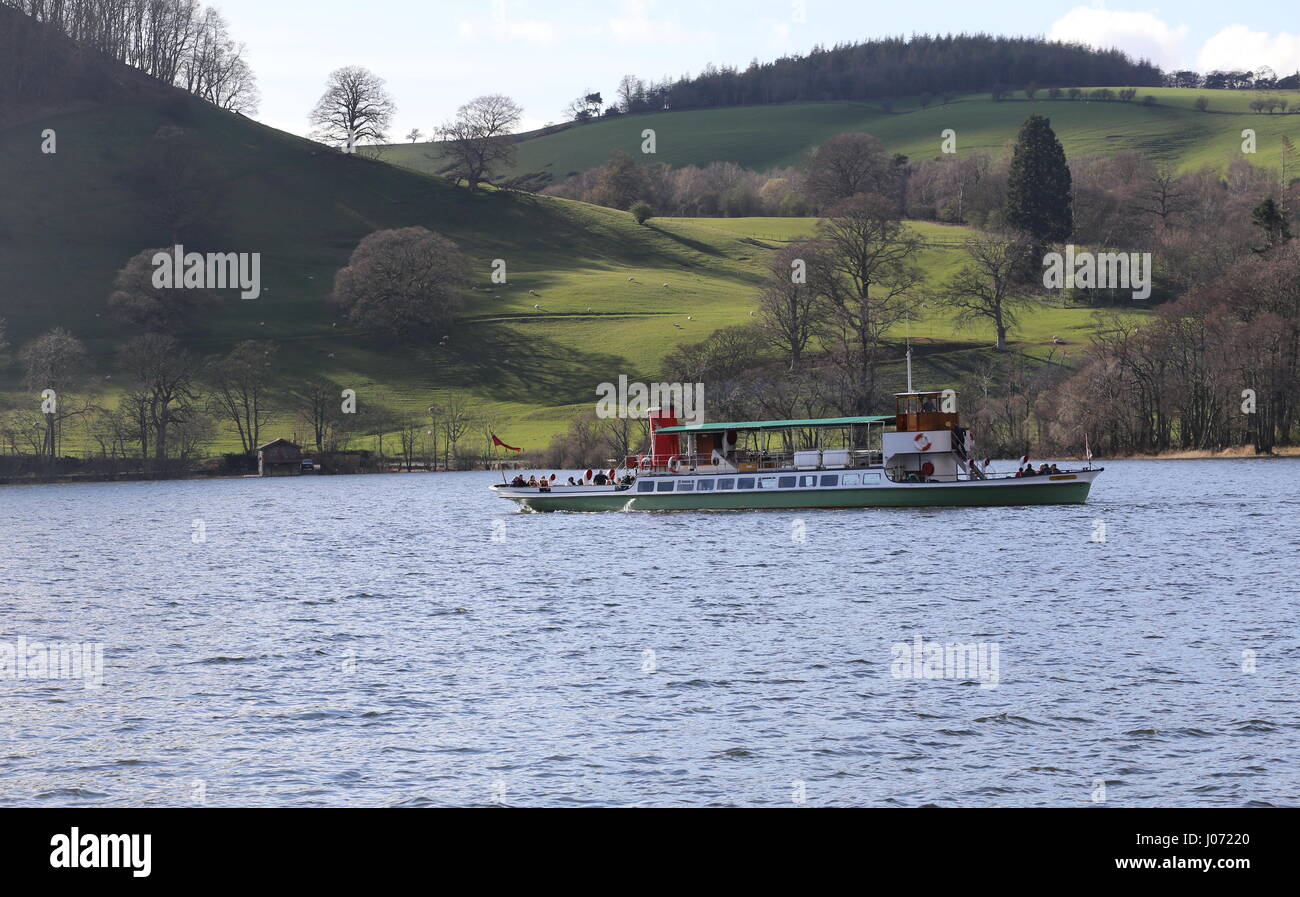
257 438 302 476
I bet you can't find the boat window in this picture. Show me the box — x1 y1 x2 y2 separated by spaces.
696 479 715 491
737 477 755 490
778 476 796 488
842 474 860 486
759 476 778 489
677 480 695 492
717 478 735 490
637 480 655 493
819 475 838 486
800 475 817 487
656 480 674 492
863 473 880 484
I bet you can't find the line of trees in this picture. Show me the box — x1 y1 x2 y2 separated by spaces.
559 34 1161 120
0 328 506 472
1166 67 1300 91
4 0 259 113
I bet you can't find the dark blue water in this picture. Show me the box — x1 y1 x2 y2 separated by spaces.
2 459 1298 807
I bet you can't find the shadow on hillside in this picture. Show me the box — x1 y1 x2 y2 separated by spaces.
437 320 644 405
645 224 727 258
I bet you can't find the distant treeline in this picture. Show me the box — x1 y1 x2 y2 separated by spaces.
592 34 1161 116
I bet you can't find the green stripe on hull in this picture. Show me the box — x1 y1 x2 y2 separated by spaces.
509 481 1092 512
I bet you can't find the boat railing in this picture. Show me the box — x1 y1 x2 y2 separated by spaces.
632 448 883 475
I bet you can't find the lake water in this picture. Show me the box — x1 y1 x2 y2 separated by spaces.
2 460 1297 807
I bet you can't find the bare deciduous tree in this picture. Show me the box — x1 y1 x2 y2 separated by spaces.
939 237 1037 351
18 327 90 458
815 193 924 413
117 333 202 468
107 247 219 332
206 340 277 454
331 227 469 341
806 133 899 209
756 239 830 371
436 94 524 190
309 65 396 153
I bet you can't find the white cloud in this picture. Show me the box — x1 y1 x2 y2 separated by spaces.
1048 7 1189 69
1198 25 1300 76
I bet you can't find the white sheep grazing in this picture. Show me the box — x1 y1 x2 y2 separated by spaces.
528 289 537 295
672 322 682 329
662 282 670 288
686 315 693 321
586 307 593 313
533 304 543 310
628 276 636 282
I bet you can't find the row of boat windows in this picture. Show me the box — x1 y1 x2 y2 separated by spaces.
637 473 882 493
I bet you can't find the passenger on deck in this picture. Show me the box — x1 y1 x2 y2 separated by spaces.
1037 463 1051 475
921 397 936 412
510 474 525 486
527 475 539 487
593 471 608 485
1048 464 1061 474
567 477 577 486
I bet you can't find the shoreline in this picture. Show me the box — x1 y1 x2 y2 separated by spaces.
3 447 1298 486
1100 446 1300 461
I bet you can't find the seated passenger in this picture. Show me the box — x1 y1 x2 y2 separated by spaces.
1037 463 1050 475
527 475 538 487
512 474 526 486
1048 464 1061 474
593 471 608 485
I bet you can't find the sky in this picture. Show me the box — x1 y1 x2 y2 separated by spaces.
208 0 1300 138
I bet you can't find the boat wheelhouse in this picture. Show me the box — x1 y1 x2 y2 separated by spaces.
490 389 1101 511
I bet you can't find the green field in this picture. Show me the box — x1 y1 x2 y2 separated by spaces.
1 89 1206 455
379 88 1300 186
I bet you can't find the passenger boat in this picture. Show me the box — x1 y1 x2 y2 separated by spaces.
490 387 1100 512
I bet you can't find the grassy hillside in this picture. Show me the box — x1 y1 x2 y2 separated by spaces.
0 93 1136 456
380 88 1300 187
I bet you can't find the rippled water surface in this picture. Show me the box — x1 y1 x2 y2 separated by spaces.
2 460 1298 807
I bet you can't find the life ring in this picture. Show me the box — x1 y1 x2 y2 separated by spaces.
667 456 681 472
905 473 921 483
921 461 935 477
913 432 933 452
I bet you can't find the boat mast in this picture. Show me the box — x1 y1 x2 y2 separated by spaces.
905 342 913 393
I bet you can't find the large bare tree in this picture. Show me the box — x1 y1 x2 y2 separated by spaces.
331 227 469 341
806 133 899 209
756 239 830 371
309 65 396 153
117 333 201 468
206 340 277 454
938 237 1037 351
814 193 924 413
18 327 90 459
107 246 219 332
436 94 524 191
